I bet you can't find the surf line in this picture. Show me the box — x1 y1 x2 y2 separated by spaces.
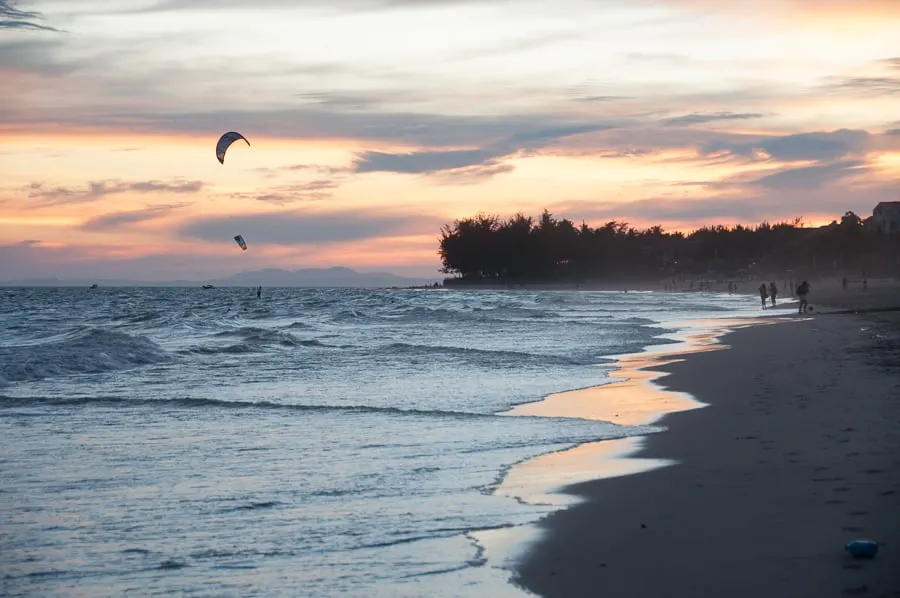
470 315 793 583
496 315 783 508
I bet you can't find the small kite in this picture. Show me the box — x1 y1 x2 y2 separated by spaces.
234 234 248 251
216 131 250 164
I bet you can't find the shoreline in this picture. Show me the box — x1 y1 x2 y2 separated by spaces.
508 309 900 597
474 312 781 586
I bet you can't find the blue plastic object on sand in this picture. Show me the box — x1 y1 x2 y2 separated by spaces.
845 540 879 558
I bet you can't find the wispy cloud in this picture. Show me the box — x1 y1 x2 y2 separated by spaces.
352 124 610 177
179 209 442 246
662 112 765 127
255 164 354 177
428 163 515 185
700 129 871 162
233 180 342 204
824 76 900 96
450 29 584 62
821 56 900 97
572 95 635 103
0 0 59 31
27 179 204 205
750 159 870 189
80 203 192 231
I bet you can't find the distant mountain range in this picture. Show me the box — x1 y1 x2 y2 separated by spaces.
0 267 441 288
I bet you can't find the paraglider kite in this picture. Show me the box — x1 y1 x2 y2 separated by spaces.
216 131 250 164
234 234 248 251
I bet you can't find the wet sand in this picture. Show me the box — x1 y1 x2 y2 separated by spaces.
513 312 900 597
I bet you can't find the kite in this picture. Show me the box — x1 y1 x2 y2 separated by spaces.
234 234 248 251
216 131 250 164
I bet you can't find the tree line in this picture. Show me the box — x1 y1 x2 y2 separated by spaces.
437 209 900 283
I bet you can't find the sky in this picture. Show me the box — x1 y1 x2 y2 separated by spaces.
2 0 900 280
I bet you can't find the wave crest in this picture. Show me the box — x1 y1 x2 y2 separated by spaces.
0 328 169 384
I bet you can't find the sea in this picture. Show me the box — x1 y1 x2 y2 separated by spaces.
0 287 764 597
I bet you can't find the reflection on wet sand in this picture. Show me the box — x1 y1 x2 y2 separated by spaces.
474 317 782 580
497 317 776 507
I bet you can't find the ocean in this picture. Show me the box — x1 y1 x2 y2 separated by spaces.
1 287 760 597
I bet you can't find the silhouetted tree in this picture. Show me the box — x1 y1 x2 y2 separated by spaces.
437 209 900 283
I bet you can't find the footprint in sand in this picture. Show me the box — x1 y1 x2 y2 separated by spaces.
842 583 870 594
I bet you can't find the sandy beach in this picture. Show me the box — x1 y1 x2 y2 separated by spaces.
513 306 900 597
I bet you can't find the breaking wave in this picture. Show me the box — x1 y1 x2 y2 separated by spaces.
0 327 169 384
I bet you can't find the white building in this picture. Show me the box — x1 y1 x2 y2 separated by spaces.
872 201 900 235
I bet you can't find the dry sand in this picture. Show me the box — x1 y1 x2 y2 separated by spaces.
513 311 900 597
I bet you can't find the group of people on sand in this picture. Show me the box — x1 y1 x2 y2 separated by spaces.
758 280 810 313
758 281 778 308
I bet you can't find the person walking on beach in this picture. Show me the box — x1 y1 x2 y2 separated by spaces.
768 282 778 307
797 280 810 313
758 283 768 309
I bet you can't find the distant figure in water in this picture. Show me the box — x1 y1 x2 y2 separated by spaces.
768 281 778 307
797 280 810 313
256 285 262 299
758 283 768 309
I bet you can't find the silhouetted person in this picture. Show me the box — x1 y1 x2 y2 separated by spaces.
257 285 262 299
797 280 810 313
758 283 768 309
768 282 778 307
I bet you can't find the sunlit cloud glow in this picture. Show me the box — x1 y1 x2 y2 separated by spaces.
1 0 899 280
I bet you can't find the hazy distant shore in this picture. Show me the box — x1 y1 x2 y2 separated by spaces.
807 277 900 314
444 275 900 298
443 279 694 292
512 311 900 597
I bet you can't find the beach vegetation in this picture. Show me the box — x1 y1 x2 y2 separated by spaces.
437 209 900 283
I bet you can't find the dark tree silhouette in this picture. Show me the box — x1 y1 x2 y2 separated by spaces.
437 210 900 284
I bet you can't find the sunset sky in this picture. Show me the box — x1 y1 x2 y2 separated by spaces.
2 0 900 280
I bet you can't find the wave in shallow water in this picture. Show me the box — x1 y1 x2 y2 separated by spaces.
0 287 757 597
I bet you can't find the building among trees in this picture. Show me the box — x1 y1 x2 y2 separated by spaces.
870 201 900 236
